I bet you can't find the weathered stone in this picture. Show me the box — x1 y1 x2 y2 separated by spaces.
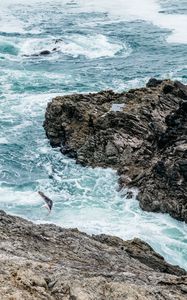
162 83 174 94
146 78 163 88
44 79 187 222
0 210 187 299
174 81 187 100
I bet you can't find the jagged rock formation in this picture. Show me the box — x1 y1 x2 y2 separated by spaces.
44 79 187 222
0 210 187 299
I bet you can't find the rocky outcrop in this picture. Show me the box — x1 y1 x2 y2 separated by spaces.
0 210 187 299
44 79 187 222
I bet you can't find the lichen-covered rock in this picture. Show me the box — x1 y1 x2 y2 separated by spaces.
44 79 187 222
0 210 187 299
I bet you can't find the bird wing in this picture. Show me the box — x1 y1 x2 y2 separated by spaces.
38 191 53 211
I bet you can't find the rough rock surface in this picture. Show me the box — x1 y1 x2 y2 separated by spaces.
0 210 187 300
44 79 187 222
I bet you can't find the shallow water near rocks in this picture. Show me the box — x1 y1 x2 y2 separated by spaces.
0 0 187 270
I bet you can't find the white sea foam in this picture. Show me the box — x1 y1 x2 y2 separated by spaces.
0 1 41 34
60 34 126 59
20 34 127 59
0 137 9 144
0 187 41 206
1 0 186 43
20 38 52 56
77 0 187 44
112 78 149 92
0 8 26 34
2 91 60 119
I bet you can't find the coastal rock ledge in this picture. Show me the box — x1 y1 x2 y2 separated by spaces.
44 79 187 222
0 210 187 299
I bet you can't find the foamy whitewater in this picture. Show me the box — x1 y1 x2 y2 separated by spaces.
0 0 187 270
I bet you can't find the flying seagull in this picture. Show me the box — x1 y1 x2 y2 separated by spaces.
38 191 53 213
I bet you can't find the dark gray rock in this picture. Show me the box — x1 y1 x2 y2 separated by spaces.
146 78 163 88
44 79 187 222
39 50 51 55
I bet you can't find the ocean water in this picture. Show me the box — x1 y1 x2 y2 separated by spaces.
0 0 187 270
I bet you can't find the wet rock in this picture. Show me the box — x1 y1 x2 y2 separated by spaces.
44 79 187 222
39 50 51 55
153 161 166 177
174 81 187 100
146 78 163 88
181 101 187 112
23 50 51 58
0 210 186 299
60 145 77 159
162 83 174 94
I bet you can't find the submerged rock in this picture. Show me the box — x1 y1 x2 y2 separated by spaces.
0 210 187 299
23 50 51 57
39 50 51 55
44 79 187 222
23 39 64 58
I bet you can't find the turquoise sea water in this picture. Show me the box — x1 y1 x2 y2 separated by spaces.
0 0 187 269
